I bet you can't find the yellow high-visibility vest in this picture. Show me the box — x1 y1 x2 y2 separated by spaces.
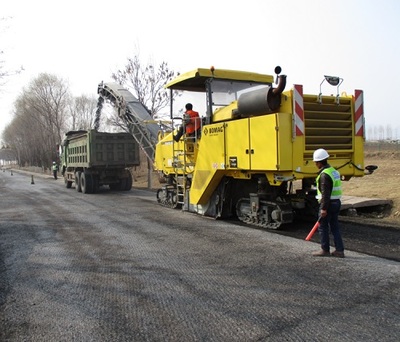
316 166 342 200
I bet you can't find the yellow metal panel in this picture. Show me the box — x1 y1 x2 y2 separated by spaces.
153 130 198 176
276 113 293 170
279 91 293 114
278 92 306 173
191 170 211 191
352 135 365 177
190 123 226 204
154 132 175 174
213 102 238 123
225 119 250 170
249 115 278 170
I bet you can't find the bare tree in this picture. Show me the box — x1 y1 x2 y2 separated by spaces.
2 114 38 166
2 73 71 167
69 95 99 131
25 73 70 143
386 124 393 141
367 126 374 141
110 54 180 188
111 55 179 117
378 125 385 141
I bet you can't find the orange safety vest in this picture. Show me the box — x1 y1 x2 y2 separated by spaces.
185 110 200 134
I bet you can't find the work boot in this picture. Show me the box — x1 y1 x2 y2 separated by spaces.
312 249 330 257
331 250 345 258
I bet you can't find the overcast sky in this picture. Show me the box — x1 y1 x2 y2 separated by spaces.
1 0 399 139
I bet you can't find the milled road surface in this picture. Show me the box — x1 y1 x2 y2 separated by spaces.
1 170 399 341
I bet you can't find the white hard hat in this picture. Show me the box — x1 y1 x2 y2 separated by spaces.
313 148 330 162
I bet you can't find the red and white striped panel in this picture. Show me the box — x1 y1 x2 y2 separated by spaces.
293 84 304 136
354 90 364 137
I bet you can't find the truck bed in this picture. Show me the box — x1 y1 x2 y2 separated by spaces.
64 130 140 168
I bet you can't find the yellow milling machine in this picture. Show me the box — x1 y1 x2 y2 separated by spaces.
154 66 370 229
98 66 373 229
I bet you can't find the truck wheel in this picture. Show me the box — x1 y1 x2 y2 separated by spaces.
75 171 82 192
109 183 119 191
65 177 72 188
124 172 133 191
119 178 127 191
81 173 93 194
92 176 99 193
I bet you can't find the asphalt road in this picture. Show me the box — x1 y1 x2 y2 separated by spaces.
1 170 399 341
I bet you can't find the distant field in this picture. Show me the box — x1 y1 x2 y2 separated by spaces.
341 142 400 224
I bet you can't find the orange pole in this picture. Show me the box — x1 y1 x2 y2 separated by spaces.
305 218 321 241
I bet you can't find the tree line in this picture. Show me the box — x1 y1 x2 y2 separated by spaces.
1 55 178 168
366 125 400 142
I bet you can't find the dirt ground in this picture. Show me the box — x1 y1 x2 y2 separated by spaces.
341 149 400 225
132 145 400 226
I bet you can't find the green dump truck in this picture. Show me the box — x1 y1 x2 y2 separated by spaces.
61 130 140 193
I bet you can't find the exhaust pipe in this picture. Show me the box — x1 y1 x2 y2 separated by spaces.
273 74 287 95
235 67 287 117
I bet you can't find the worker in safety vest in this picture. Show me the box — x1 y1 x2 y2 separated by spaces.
173 103 201 142
312 148 345 258
52 161 59 180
